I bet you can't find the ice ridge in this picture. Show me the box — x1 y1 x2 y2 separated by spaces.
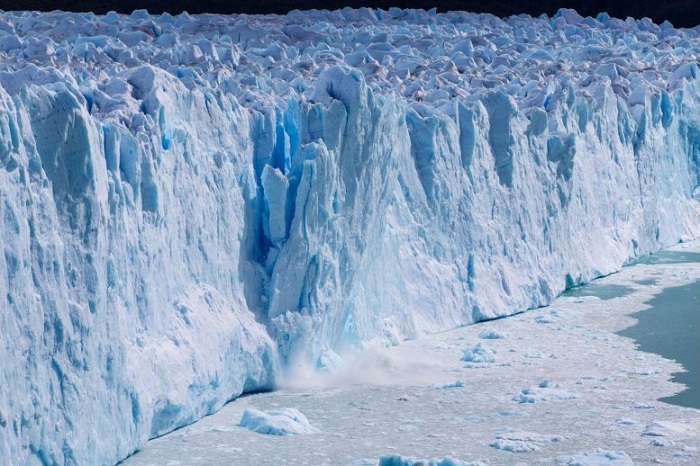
0 7 699 465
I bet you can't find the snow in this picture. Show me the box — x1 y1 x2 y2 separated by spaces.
239 407 320 435
0 6 699 464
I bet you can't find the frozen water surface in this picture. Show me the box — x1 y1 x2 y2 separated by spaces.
123 242 700 465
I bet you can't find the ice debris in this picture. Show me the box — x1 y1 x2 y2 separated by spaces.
513 383 577 403
461 343 497 364
379 455 485 466
555 449 635 465
490 430 562 453
478 328 506 339
239 407 320 435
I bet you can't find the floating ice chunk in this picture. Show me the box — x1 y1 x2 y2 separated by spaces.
478 328 506 339
379 455 480 466
628 367 662 376
513 384 577 403
489 439 540 452
649 438 674 447
490 430 563 452
673 448 696 459
461 343 496 364
239 408 320 436
435 380 466 389
555 449 635 465
558 296 602 303
535 315 556 324
513 388 537 403
496 431 563 443
210 425 236 433
643 421 691 437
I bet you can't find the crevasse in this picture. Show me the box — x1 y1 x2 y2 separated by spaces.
0 7 699 465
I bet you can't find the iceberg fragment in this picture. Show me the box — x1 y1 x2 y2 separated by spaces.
239 407 320 435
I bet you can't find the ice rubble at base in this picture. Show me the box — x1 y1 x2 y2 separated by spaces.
377 455 483 466
1 6 700 465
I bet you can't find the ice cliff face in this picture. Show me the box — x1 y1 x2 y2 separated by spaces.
1 7 699 464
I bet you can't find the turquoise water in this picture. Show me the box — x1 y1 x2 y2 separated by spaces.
630 250 700 266
561 250 700 301
561 283 634 300
619 280 700 409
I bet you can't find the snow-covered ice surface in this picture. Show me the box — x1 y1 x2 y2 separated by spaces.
123 241 700 465
1 6 700 463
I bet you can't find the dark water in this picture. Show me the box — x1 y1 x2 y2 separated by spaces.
618 280 700 409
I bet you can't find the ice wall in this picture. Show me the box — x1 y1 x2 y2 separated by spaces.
0 7 699 465
0 67 277 464
266 66 700 366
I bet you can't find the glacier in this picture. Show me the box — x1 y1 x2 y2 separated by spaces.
0 7 699 465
